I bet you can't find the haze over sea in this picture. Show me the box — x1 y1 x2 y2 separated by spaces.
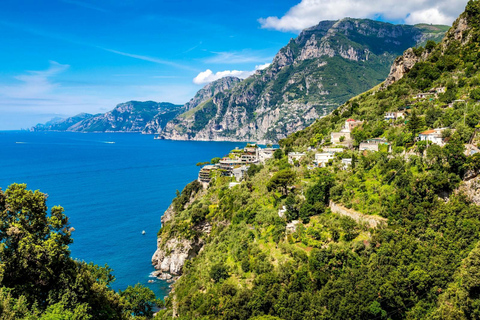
0 131 242 298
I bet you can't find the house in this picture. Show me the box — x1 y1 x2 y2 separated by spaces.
384 111 405 121
418 128 450 146
435 87 446 94
314 153 334 167
240 154 259 165
359 138 391 152
258 148 277 163
198 165 217 183
288 152 306 165
232 165 249 182
341 158 352 170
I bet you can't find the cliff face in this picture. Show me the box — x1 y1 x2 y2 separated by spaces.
143 77 242 135
33 101 182 132
383 14 472 88
158 19 447 143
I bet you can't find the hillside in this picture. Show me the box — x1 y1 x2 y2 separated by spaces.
32 101 182 133
157 19 448 143
152 1 480 319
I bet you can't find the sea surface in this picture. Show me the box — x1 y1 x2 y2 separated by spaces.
0 131 243 298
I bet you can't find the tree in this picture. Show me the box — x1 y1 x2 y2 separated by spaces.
0 184 158 318
210 263 229 282
407 109 422 135
0 183 72 305
273 149 284 160
120 284 161 318
267 169 296 195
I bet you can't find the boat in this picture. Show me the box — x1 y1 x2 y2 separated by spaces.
142 230 146 235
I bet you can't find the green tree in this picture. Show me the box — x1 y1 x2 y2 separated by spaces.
273 149 284 160
120 284 160 318
0 183 72 305
267 169 296 196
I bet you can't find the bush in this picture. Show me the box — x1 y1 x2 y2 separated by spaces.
209 263 229 282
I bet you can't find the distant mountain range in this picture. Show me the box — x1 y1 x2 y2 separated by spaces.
32 101 182 132
34 19 448 142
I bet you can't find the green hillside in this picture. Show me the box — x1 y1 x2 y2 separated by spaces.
153 1 480 319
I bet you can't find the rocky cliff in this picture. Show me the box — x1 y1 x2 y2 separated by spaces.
143 77 241 135
33 101 182 132
158 19 448 143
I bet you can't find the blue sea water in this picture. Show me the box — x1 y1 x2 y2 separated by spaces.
0 131 243 298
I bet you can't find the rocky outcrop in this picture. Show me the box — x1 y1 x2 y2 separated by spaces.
382 48 424 88
152 236 205 276
159 18 448 143
459 175 480 206
151 186 210 278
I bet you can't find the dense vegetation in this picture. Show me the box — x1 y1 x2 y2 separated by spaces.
154 1 480 319
0 184 160 319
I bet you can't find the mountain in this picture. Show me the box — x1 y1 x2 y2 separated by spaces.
33 113 96 132
157 19 448 143
33 101 182 132
152 1 480 319
143 77 242 135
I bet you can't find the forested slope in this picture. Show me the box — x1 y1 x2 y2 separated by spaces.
153 1 480 319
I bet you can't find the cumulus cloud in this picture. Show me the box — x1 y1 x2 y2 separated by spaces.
193 63 271 85
259 0 468 32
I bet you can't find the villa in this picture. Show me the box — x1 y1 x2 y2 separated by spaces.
314 153 334 167
418 128 451 146
288 152 306 165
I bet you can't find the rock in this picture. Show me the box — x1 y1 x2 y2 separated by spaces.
382 48 425 88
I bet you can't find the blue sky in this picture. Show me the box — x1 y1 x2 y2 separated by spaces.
0 0 468 129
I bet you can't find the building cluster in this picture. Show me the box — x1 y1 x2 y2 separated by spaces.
288 147 352 170
198 145 278 184
414 87 446 100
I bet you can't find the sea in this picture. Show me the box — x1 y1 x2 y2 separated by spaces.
0 131 243 298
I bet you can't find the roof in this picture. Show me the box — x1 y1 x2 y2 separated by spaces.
420 130 436 135
346 118 356 122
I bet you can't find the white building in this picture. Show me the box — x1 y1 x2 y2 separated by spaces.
288 152 306 165
384 111 405 121
258 148 277 163
418 128 450 146
314 153 334 167
232 165 249 182
341 158 352 170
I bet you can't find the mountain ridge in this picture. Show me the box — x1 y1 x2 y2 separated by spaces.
157 18 448 143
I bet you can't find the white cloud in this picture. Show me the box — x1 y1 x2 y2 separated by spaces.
193 63 271 85
205 50 273 64
259 0 468 32
3 61 70 99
